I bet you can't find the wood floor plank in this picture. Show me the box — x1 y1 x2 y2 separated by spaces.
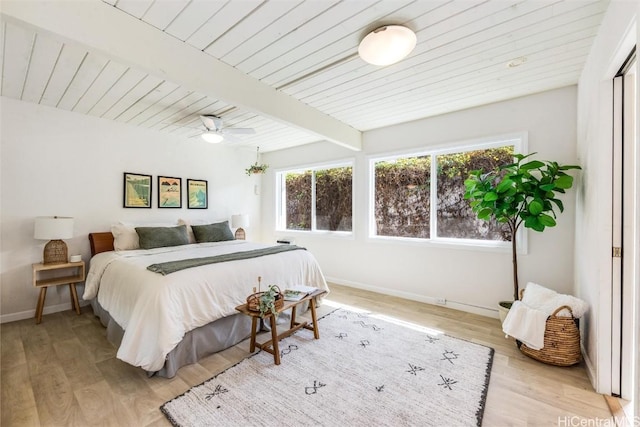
1 363 40 426
0 322 27 370
53 337 105 389
94 357 155 398
29 363 89 426
73 380 126 426
0 283 612 426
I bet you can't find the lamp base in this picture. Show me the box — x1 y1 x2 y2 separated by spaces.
234 228 246 240
43 239 68 264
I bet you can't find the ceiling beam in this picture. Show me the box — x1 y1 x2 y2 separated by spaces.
1 0 362 151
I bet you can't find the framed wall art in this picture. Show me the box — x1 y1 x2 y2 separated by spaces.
158 176 182 208
123 172 152 208
187 179 208 209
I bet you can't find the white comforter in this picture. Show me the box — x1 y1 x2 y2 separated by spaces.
83 241 329 372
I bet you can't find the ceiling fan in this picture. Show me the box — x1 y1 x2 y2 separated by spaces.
198 115 255 143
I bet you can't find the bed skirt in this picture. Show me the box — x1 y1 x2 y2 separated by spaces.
90 299 253 378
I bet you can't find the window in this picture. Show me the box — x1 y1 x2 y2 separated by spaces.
277 162 353 233
374 155 431 238
371 136 522 245
435 147 514 241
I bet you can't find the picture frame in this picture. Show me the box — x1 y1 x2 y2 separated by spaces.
187 179 208 209
123 172 152 208
158 176 182 208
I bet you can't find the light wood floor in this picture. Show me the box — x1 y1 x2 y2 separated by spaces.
1 284 613 426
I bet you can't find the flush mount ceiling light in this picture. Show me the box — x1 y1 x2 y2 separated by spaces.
201 131 224 144
358 25 417 66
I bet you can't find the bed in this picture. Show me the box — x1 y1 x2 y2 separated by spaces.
85 228 329 378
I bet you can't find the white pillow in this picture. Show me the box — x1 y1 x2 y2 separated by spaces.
111 223 139 251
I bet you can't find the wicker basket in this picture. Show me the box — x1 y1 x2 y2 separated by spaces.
518 304 582 367
246 285 284 313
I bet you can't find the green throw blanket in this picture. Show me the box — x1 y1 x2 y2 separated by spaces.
147 245 306 275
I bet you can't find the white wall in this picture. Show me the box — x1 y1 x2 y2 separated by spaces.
575 0 639 396
261 86 579 317
0 97 261 322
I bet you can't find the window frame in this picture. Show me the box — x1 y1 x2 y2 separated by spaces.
368 132 528 252
275 158 355 236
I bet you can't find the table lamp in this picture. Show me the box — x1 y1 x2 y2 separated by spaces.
231 214 249 240
34 216 74 264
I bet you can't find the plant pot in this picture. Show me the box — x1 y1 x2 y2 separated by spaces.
498 301 513 324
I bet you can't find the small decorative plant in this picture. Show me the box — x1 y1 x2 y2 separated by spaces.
246 146 268 176
258 284 281 317
464 153 581 302
246 163 268 176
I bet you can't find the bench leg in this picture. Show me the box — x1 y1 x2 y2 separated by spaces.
270 315 281 365
249 316 258 352
310 296 320 339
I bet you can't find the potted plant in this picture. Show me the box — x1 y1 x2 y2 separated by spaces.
463 153 581 321
258 284 283 317
246 163 268 176
246 146 268 176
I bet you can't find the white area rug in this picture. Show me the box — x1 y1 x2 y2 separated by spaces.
161 308 494 426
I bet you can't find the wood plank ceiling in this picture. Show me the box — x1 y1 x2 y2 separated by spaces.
1 0 609 152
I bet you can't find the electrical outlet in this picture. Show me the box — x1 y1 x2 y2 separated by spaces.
435 297 446 305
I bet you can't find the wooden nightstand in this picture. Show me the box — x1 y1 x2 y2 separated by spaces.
32 261 85 324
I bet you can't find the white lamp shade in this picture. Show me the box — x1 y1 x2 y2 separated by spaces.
231 214 250 229
201 131 224 143
34 216 74 240
358 25 417 66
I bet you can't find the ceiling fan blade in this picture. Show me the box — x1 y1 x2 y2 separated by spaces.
199 115 215 130
200 115 223 131
222 128 256 135
221 133 242 143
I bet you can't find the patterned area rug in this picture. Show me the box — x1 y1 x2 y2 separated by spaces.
161 308 494 427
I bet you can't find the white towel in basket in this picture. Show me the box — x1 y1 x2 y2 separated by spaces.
502 301 548 350
522 282 589 318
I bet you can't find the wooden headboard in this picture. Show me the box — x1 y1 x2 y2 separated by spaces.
89 232 114 257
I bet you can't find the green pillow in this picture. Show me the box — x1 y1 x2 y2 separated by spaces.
135 225 189 249
191 221 235 243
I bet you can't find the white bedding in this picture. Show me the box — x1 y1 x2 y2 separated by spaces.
83 240 329 372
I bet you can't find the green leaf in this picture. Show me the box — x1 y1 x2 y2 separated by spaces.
528 199 544 215
540 183 556 191
496 179 514 193
484 192 499 201
524 215 539 228
559 164 582 171
524 216 545 232
520 160 545 170
551 198 564 212
477 208 493 219
539 214 557 227
554 175 574 189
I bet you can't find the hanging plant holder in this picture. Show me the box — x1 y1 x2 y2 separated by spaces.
246 147 268 176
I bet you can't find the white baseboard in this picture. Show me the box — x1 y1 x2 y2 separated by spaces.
325 276 499 319
0 301 90 324
581 342 599 393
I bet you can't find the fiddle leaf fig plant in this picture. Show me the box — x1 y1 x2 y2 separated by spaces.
464 153 581 302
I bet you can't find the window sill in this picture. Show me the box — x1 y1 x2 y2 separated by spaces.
275 229 355 240
367 235 526 254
